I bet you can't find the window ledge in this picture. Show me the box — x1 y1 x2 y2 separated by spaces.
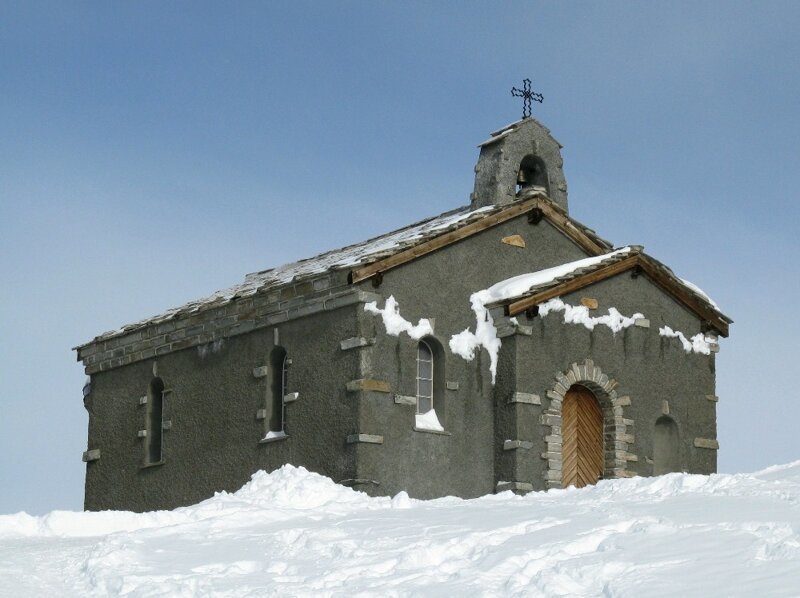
413 427 451 436
259 433 289 444
140 460 165 469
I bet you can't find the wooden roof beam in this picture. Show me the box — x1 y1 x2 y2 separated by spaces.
505 254 730 337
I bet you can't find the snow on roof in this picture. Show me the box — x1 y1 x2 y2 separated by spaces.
483 245 727 324
87 204 497 342
679 278 720 310
482 247 634 305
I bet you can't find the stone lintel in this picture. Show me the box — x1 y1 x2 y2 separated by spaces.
394 394 417 406
346 433 384 445
340 337 375 351
82 449 101 462
497 324 533 338
346 379 391 393
503 439 533 451
694 437 720 450
509 392 541 405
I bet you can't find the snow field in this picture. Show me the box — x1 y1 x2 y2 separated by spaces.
2 463 800 596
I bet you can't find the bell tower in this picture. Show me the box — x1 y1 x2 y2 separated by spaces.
470 117 569 212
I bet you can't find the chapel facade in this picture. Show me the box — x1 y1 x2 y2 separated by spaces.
76 117 731 511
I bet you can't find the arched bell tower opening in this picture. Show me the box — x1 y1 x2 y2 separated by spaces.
516 154 550 196
471 117 569 211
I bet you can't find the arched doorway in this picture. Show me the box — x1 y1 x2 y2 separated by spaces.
653 416 680 475
562 384 604 488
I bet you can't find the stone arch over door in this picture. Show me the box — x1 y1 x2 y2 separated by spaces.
540 359 637 489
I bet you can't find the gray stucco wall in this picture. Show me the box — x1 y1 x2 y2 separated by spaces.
494 273 717 491
82 207 718 510
349 213 594 498
84 306 363 511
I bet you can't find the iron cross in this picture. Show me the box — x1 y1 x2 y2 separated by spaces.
511 78 543 119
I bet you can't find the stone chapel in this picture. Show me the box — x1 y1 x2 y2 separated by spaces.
76 116 731 511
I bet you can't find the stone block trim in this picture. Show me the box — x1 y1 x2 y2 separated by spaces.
634 318 650 328
394 394 417 406
283 392 299 403
252 366 269 379
503 440 533 450
497 324 533 338
340 337 375 351
346 434 384 445
509 392 541 405
82 449 101 462
446 381 459 391
346 379 391 393
496 481 533 493
77 287 382 375
706 394 719 402
255 409 267 420
694 438 720 450
540 359 633 489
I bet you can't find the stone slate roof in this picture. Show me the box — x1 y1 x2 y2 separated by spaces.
77 194 614 348
477 117 563 148
489 246 732 336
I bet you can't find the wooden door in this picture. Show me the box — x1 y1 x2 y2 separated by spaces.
561 385 604 488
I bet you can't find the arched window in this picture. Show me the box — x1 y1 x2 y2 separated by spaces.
516 154 550 195
653 416 681 475
416 340 434 414
415 337 446 429
147 377 165 464
268 347 288 434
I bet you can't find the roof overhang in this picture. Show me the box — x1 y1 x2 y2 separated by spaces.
496 251 732 337
348 194 612 284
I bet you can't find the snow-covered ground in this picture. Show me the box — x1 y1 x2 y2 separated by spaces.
2 464 800 597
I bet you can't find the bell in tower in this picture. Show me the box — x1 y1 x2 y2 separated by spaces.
516 154 550 196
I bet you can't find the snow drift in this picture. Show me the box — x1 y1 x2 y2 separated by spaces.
2 463 800 596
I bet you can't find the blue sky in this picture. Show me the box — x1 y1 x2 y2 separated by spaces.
1 2 798 514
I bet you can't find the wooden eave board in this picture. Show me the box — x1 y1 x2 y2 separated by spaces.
505 255 730 337
348 196 610 284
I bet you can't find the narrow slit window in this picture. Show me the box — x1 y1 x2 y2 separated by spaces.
147 377 165 463
268 347 288 434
